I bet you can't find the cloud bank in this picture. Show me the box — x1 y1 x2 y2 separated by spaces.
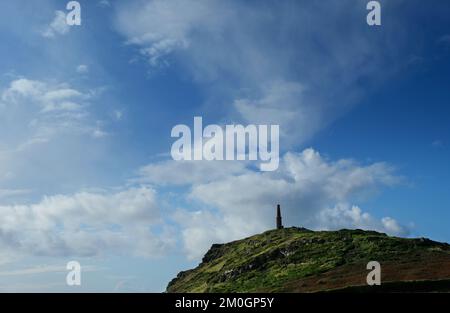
139 148 407 259
0 186 174 262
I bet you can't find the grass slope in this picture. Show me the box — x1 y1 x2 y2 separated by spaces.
166 227 450 293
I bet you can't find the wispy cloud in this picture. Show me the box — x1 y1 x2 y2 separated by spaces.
76 64 89 74
0 77 109 156
0 264 98 277
0 188 31 199
41 11 70 38
432 140 444 148
115 0 408 146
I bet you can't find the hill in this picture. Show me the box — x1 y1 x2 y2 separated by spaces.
166 227 450 292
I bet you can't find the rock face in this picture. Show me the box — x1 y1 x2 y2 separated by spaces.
166 227 450 293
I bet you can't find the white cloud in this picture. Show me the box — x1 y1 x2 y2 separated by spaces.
381 217 406 235
2 78 84 113
98 0 111 8
234 80 320 144
42 11 70 38
113 110 123 121
172 209 253 260
0 78 108 152
116 0 223 67
0 76 116 219
92 128 108 138
0 186 174 259
316 204 408 236
76 64 89 74
153 148 408 259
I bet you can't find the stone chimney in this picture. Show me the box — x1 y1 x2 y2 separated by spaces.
276 204 283 229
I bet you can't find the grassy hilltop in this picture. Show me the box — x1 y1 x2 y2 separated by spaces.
167 227 450 292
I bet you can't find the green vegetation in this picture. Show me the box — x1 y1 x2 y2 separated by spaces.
166 227 450 293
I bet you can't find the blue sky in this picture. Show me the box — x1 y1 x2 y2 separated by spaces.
0 0 449 292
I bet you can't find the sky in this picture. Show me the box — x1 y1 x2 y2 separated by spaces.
0 0 449 292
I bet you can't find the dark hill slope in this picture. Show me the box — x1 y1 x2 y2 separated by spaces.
167 227 450 292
